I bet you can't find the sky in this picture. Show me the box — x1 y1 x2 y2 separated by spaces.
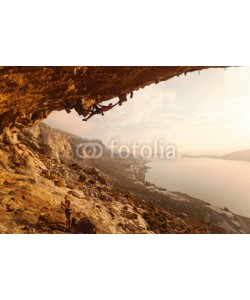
44 67 250 155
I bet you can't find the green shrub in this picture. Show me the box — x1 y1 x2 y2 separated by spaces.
143 211 169 233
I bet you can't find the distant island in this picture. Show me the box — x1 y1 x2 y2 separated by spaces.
182 149 250 162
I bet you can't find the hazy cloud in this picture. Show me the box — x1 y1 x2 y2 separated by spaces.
45 67 250 155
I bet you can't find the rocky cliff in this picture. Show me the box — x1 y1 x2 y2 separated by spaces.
0 66 223 135
0 123 247 234
26 122 108 161
2 66 244 235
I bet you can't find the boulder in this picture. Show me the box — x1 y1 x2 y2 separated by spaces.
38 213 53 223
75 218 97 234
125 221 137 232
67 182 77 189
121 210 138 220
68 190 83 199
55 179 66 187
18 210 39 225
50 171 60 180
109 206 119 215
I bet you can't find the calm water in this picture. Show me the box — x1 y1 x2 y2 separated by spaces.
145 158 250 217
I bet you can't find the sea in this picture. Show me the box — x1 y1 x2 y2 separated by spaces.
145 158 250 218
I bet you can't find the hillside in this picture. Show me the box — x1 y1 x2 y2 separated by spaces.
221 149 250 161
183 149 250 162
0 123 248 234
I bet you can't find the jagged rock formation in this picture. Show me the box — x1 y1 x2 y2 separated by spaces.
0 66 223 134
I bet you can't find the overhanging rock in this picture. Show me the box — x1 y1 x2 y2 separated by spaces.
0 66 224 133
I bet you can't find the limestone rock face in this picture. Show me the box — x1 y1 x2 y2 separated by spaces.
25 122 107 161
0 66 221 134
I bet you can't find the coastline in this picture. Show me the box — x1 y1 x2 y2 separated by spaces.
123 157 250 233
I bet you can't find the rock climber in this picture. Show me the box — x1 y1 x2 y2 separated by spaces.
61 195 72 229
82 102 118 121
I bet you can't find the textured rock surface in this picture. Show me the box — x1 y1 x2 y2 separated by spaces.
0 66 222 133
0 123 240 234
1 123 247 234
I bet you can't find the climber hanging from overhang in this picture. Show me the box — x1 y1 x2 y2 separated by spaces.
82 102 118 121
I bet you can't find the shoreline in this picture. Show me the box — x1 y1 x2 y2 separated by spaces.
125 157 250 233
128 158 209 204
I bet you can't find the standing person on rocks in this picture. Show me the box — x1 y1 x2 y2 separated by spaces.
62 195 72 229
